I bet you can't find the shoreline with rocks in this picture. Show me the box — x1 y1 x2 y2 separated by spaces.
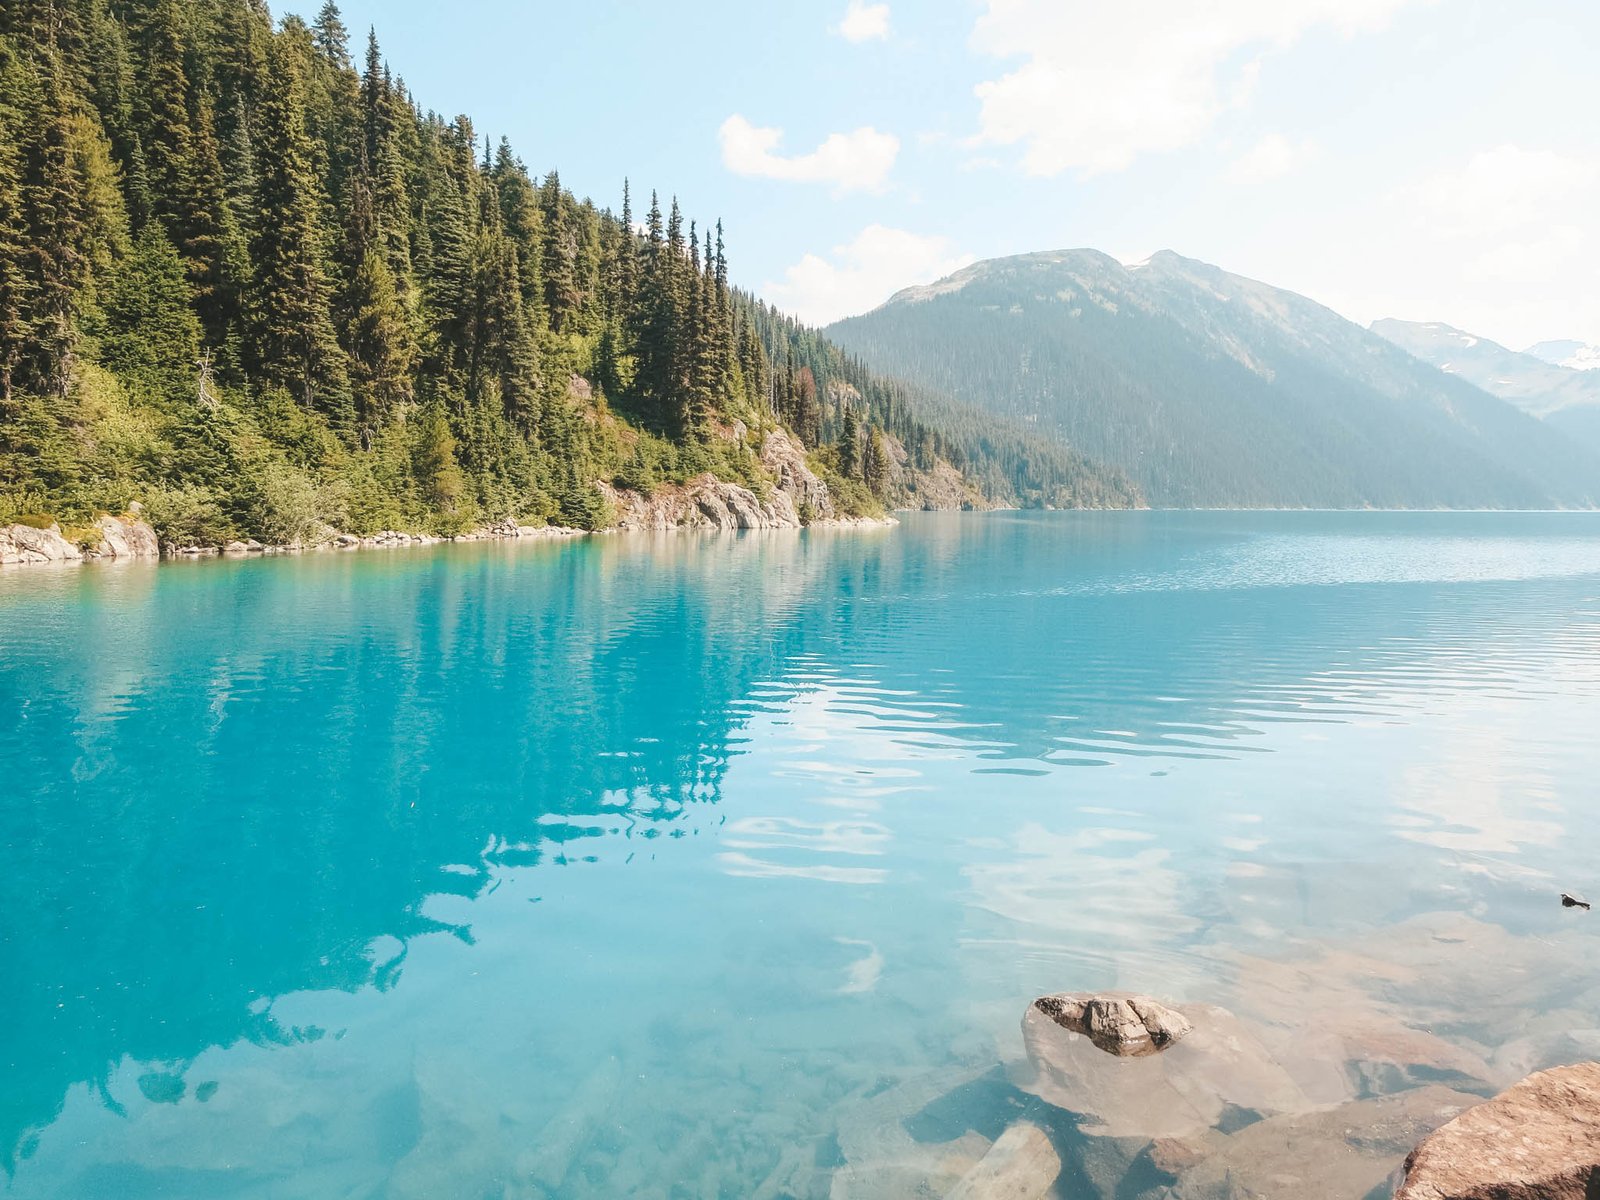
1 433 909 568
0 501 898 569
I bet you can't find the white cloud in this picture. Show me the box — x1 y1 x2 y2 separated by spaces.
1402 145 1599 240
836 0 891 42
969 0 1425 176
762 225 976 326
1334 144 1600 346
719 114 899 194
1227 134 1319 184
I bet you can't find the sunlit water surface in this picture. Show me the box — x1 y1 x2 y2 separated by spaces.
3 511 1600 1198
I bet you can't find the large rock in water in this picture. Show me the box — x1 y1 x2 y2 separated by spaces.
1395 1062 1600 1200
1017 993 1306 1139
1034 993 1193 1057
0 521 82 564
87 513 160 559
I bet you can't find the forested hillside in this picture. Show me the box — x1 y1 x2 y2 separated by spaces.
0 0 1136 548
829 251 1600 509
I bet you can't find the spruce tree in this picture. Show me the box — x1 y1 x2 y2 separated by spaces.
613 179 637 321
101 223 202 396
0 36 35 403
540 169 577 334
862 424 887 495
631 190 675 431
19 66 92 397
248 33 351 427
838 409 859 478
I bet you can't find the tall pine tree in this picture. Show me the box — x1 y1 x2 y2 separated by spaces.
247 32 351 428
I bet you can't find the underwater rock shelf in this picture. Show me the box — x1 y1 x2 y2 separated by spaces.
804 989 1600 1200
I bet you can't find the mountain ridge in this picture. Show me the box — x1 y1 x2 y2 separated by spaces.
826 249 1600 510
1372 318 1600 456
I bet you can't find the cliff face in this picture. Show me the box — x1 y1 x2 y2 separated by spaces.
878 430 986 512
597 430 893 532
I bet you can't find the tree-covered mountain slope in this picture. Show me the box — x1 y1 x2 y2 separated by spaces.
827 250 1600 509
1372 318 1600 456
0 0 1136 550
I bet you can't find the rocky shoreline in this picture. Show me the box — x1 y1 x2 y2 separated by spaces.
0 430 905 568
0 506 896 567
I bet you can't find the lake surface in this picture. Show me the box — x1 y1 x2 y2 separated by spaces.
3 511 1600 1198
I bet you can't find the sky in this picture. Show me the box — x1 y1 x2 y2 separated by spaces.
286 0 1600 348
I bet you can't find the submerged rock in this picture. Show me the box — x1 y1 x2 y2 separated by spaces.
1033 993 1193 1057
1167 1085 1478 1200
1018 997 1305 1139
945 1119 1060 1200
1395 1062 1600 1200
826 1063 997 1199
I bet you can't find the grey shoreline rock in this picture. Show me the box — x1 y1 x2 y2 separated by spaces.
1 513 160 565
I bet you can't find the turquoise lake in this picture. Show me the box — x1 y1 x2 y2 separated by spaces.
3 510 1600 1198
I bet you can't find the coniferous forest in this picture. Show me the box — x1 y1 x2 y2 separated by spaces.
0 0 1138 547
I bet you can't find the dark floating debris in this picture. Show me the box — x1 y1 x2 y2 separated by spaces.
1560 893 1591 910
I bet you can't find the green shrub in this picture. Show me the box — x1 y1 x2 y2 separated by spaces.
0 492 53 525
240 459 323 545
141 485 233 547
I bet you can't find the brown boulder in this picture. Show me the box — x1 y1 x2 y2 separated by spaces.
1033 993 1193 1057
1395 1062 1600 1200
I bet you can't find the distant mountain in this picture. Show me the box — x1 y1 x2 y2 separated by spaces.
1525 340 1600 372
1372 319 1600 455
824 250 1600 509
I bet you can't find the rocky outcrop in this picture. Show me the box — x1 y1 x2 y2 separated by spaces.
1033 993 1192 1057
0 521 83 564
600 438 894 532
0 513 158 564
599 475 803 532
85 513 160 560
760 428 833 519
1395 1063 1600 1200
3 438 884 567
878 430 986 511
